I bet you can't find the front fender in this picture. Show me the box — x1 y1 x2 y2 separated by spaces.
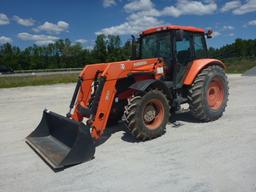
183 59 225 85
129 79 172 97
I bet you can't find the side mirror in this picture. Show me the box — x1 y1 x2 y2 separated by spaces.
176 30 184 41
206 29 213 39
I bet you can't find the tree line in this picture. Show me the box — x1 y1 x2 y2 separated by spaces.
0 35 255 70
208 38 256 59
0 35 131 70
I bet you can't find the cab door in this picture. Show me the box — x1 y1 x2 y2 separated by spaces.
174 30 194 87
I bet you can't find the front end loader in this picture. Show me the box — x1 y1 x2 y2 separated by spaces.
26 25 229 169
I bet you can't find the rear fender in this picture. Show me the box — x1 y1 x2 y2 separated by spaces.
183 59 225 85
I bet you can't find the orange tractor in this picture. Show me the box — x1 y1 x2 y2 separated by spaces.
26 25 229 169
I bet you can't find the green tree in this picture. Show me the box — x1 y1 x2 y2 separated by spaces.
0 43 20 69
121 40 132 60
93 34 107 63
106 35 122 62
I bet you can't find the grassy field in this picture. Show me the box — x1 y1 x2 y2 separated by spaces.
224 57 256 73
0 57 255 88
0 73 78 88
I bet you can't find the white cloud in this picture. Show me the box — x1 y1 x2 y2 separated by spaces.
125 0 160 21
0 36 12 44
0 13 9 25
221 0 256 15
32 28 40 33
212 31 221 37
221 0 241 12
98 0 163 35
124 0 154 12
248 20 256 26
97 0 218 35
128 10 160 22
223 25 234 30
161 0 217 17
208 25 235 37
233 0 256 15
124 0 217 17
161 6 181 17
75 39 87 44
35 21 69 34
17 32 59 45
103 0 117 7
97 16 163 35
13 16 36 26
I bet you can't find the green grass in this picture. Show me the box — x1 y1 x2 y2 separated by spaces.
0 73 79 88
0 57 255 88
223 57 256 73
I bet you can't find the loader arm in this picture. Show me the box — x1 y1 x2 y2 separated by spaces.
71 58 164 139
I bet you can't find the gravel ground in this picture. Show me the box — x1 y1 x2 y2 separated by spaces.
243 66 256 76
0 74 256 192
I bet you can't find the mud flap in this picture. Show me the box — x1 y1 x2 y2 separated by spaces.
26 110 95 169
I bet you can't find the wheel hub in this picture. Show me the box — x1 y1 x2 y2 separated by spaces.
144 105 156 122
207 77 225 110
142 99 165 130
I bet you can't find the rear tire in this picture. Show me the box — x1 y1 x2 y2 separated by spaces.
124 89 170 141
188 65 229 122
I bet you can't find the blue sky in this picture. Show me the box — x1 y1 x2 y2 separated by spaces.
0 0 255 48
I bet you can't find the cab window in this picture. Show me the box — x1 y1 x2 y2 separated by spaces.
176 31 192 64
193 34 207 58
141 32 172 60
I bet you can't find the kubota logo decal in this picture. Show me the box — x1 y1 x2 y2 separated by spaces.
105 90 110 101
156 67 164 74
133 61 147 67
120 64 125 70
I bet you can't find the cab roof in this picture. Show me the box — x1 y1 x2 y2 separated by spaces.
141 25 205 35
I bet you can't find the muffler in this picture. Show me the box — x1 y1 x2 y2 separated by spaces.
26 109 95 169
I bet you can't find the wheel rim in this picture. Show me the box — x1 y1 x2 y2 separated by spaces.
207 77 225 110
143 99 164 130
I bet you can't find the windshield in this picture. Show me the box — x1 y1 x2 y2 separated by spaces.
140 31 172 59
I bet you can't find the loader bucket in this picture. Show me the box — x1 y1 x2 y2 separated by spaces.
26 110 95 169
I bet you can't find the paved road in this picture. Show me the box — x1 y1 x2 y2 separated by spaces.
0 74 255 192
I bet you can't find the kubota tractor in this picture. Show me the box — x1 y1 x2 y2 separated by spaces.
26 25 229 169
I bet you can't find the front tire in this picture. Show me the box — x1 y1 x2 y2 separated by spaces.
124 89 170 141
188 65 229 122
107 100 126 126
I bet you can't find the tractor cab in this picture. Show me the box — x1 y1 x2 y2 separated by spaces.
136 25 210 86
